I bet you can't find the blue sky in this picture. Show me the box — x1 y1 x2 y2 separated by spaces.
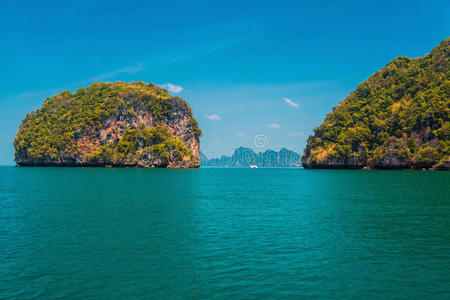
0 0 448 164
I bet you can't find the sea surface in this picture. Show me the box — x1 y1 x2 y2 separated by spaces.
0 166 449 299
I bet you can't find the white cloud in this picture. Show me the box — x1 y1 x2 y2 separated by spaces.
264 123 280 129
283 97 299 108
289 132 304 137
204 114 222 120
236 131 245 136
160 83 183 93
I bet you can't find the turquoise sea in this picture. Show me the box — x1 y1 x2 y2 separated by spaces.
0 167 449 299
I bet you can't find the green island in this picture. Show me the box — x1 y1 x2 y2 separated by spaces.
14 81 201 168
302 38 449 170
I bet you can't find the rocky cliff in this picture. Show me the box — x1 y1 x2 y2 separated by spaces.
14 81 201 168
302 38 449 170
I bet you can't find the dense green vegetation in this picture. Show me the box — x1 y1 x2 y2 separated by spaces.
14 81 201 165
91 125 193 165
303 38 449 169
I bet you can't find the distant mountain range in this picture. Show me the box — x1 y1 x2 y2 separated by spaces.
201 147 302 167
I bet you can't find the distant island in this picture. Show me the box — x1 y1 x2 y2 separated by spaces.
302 38 449 170
14 82 201 168
201 147 302 167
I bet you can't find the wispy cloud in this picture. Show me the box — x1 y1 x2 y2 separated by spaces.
86 63 145 82
283 97 299 108
7 63 146 106
236 131 245 136
160 83 183 93
204 114 222 120
6 62 147 106
264 123 280 129
163 17 264 64
289 131 304 137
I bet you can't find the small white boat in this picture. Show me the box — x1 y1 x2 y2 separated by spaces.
249 165 258 168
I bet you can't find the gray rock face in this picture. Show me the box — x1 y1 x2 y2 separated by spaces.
302 130 449 170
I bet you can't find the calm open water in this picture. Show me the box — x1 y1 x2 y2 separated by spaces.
0 167 449 299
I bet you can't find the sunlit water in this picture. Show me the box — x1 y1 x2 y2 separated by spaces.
0 167 449 299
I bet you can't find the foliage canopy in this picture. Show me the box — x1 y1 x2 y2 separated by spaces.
303 38 449 169
14 81 201 165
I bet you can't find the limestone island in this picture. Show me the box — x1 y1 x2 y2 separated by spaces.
14 81 201 168
302 38 449 170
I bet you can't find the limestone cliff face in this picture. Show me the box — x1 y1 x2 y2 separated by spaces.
302 38 449 170
302 130 450 170
14 82 201 168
